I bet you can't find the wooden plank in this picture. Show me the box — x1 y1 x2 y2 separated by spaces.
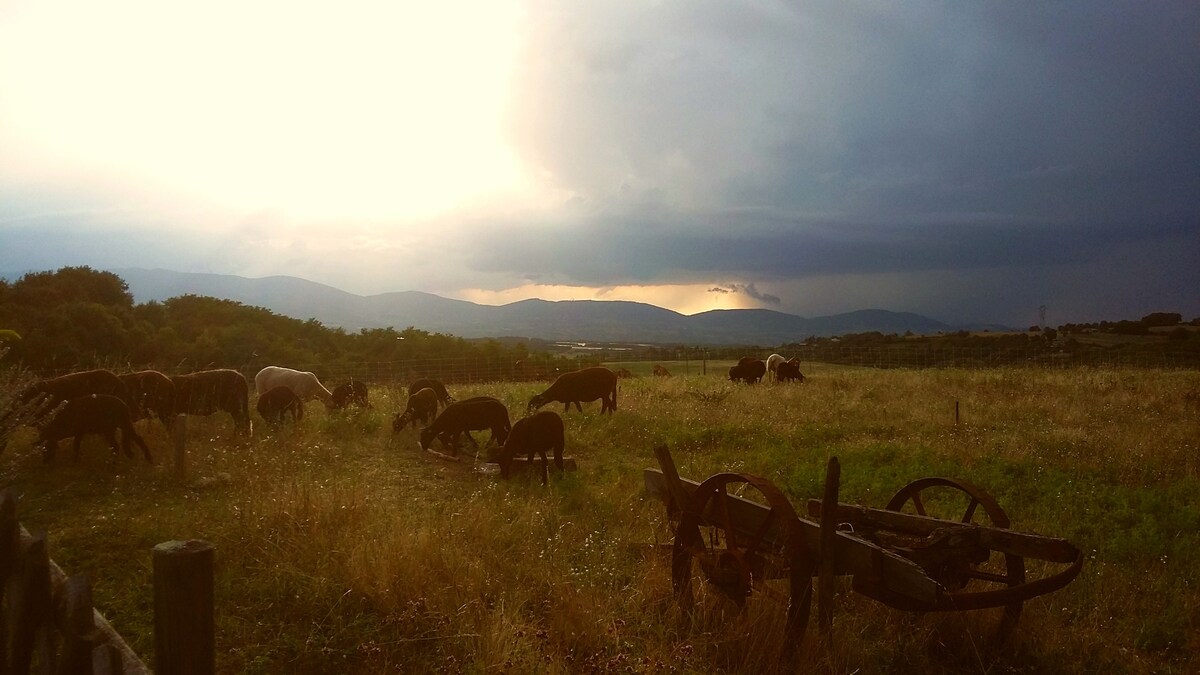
818 457 840 636
15 526 151 675
154 540 216 675
643 468 940 604
806 500 1080 563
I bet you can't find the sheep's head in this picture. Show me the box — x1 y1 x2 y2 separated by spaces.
527 395 545 414
418 427 435 450
497 446 514 479
727 366 738 381
392 411 410 433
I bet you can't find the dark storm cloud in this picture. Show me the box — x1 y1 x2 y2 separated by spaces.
501 1 1200 297
709 283 781 306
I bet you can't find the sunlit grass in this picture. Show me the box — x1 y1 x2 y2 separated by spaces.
2 366 1197 673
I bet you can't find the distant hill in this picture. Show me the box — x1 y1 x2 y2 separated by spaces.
111 268 975 344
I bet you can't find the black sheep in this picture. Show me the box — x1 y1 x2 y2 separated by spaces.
119 370 176 427
776 361 806 383
728 359 767 384
393 387 440 432
408 378 454 405
332 380 370 409
257 385 305 426
171 369 251 433
419 397 510 453
527 367 617 415
39 394 153 463
499 410 565 485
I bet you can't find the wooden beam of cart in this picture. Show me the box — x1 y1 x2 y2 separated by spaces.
643 468 942 605
805 500 1080 564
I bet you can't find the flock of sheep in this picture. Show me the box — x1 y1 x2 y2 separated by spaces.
0 355 803 485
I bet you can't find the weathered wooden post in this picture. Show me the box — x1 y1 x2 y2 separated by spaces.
153 540 215 675
955 400 960 426
0 489 19 672
57 575 100 675
818 457 841 639
9 532 52 673
171 414 188 481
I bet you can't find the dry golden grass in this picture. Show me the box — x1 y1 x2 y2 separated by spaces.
2 365 1197 673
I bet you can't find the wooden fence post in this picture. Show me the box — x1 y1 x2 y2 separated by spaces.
818 457 841 639
0 490 18 674
9 532 52 674
153 540 215 675
171 414 188 481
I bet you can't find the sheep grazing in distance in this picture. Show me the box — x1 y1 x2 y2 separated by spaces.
765 354 786 382
13 369 132 422
39 394 153 464
528 367 617 415
119 370 176 427
393 387 440 432
3 369 133 454
728 358 767 384
257 386 304 426
776 359 806 383
614 368 634 379
653 365 672 377
408 378 454 405
171 369 252 433
331 380 370 409
499 410 565 485
255 366 335 408
419 397 511 454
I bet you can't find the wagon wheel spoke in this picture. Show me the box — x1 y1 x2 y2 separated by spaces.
747 510 776 557
671 472 810 656
961 497 979 523
886 477 1027 644
964 569 1011 585
911 493 927 517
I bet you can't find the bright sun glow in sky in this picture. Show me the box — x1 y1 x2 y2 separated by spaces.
0 0 528 220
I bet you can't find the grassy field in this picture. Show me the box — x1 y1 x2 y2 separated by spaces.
2 364 1198 673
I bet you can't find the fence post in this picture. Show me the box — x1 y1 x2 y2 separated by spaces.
818 457 841 640
171 414 188 481
10 532 52 674
153 540 215 675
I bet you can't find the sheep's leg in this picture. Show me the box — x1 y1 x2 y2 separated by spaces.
109 428 131 458
128 425 153 463
538 450 548 485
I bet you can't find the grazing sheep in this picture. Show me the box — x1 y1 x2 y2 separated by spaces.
776 360 806 383
498 410 565 485
119 370 176 426
765 354 786 382
14 369 131 420
392 387 440 432
3 369 132 454
255 366 335 407
171 369 251 433
728 358 767 384
408 378 454 405
614 368 634 379
256 386 305 426
39 394 153 463
653 365 672 377
419 397 511 453
331 380 370 409
528 367 617 415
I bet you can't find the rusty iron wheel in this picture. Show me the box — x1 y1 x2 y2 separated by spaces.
672 472 814 655
885 477 1026 643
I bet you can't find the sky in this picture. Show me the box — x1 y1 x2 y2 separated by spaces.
1 0 1197 327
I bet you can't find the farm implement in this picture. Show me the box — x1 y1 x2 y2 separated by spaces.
643 445 1083 652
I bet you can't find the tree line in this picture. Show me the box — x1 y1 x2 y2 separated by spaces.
1 267 1195 378
0 267 561 381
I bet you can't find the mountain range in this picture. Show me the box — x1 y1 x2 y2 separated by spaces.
109 268 1002 345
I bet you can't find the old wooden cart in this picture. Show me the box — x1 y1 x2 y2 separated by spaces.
643 446 1083 651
